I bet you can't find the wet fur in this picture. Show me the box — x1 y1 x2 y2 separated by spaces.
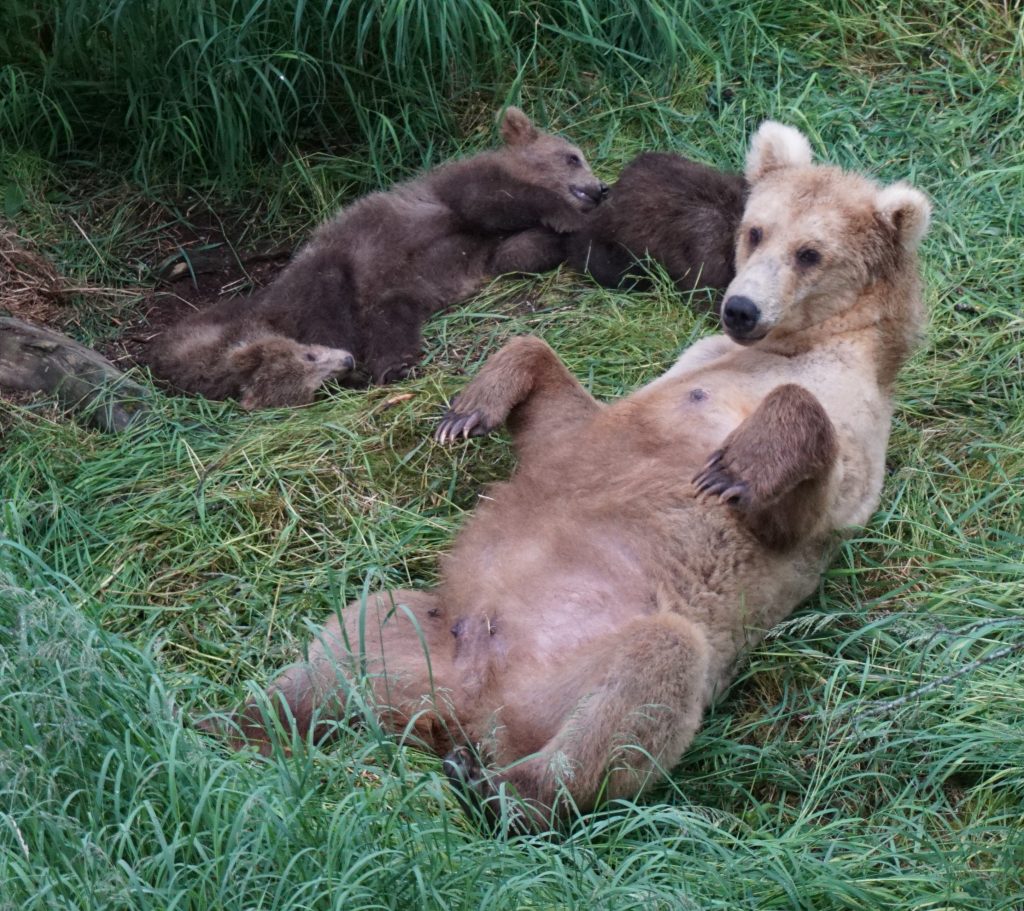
201 122 930 826
566 151 747 296
148 108 604 407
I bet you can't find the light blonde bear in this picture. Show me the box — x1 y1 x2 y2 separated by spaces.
201 121 930 828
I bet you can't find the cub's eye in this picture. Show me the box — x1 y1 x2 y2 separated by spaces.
796 247 821 267
748 226 763 247
304 351 317 362
566 153 582 168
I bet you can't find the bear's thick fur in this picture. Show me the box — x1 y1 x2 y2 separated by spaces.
147 108 605 407
202 122 931 825
566 151 747 295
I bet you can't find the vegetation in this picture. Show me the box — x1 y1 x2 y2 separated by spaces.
1 0 1023 908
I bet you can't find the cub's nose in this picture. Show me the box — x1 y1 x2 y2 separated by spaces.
722 295 761 338
599 182 610 198
571 182 606 207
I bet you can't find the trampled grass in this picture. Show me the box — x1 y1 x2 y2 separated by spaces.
2 1 1023 908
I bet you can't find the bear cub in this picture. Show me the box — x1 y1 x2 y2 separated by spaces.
147 107 606 409
567 151 747 296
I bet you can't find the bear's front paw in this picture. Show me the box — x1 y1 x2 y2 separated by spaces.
435 405 496 444
692 449 754 509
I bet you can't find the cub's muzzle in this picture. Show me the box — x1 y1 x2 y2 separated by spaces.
571 182 607 208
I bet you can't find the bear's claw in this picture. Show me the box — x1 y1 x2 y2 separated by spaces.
443 746 492 820
693 451 752 508
436 409 490 444
443 746 532 834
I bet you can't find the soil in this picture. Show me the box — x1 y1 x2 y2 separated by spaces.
100 235 293 372
0 226 73 328
0 221 293 408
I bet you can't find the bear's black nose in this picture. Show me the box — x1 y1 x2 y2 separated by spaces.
722 296 761 338
599 182 610 198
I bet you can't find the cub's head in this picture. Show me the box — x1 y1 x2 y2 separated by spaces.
721 121 931 345
499 106 607 212
228 337 355 410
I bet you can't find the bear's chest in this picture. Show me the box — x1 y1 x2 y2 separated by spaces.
641 376 763 457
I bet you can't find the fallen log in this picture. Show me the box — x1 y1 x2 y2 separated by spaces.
0 316 150 433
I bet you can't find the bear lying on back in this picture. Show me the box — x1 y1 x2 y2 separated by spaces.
567 151 746 297
200 121 931 827
147 108 606 409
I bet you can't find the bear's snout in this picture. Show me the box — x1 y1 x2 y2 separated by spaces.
722 295 763 340
570 182 607 208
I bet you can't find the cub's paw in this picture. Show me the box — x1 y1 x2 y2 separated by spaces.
373 361 414 385
542 209 587 235
435 403 496 445
692 449 754 510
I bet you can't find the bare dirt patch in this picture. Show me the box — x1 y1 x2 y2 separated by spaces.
0 225 76 329
101 228 292 372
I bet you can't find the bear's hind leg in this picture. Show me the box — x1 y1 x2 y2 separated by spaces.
199 589 460 757
693 382 838 548
435 335 600 459
447 612 712 827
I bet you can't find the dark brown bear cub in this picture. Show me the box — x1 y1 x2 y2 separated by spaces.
566 151 746 296
147 107 606 409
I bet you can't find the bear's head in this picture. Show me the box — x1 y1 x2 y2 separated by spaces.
499 106 608 212
228 337 355 410
720 121 931 346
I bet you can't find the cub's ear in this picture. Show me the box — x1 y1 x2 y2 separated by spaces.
745 121 813 183
500 106 539 146
875 182 931 252
226 341 267 376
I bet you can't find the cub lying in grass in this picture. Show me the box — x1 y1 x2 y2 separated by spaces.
567 150 747 296
148 107 606 409
203 121 930 827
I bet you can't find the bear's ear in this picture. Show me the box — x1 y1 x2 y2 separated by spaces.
226 341 268 376
745 121 813 183
500 106 539 147
875 182 931 252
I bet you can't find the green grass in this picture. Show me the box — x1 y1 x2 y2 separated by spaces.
2 1 1024 908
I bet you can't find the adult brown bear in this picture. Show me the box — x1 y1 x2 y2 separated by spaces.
202 121 930 828
147 107 606 409
566 151 747 296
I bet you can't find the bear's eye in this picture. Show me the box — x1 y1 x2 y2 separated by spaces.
566 153 582 168
796 247 821 267
304 351 317 363
748 226 763 247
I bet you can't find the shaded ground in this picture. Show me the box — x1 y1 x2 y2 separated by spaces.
0 220 293 383
101 233 292 371
0 226 75 328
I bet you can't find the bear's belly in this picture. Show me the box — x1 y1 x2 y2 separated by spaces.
448 530 651 649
